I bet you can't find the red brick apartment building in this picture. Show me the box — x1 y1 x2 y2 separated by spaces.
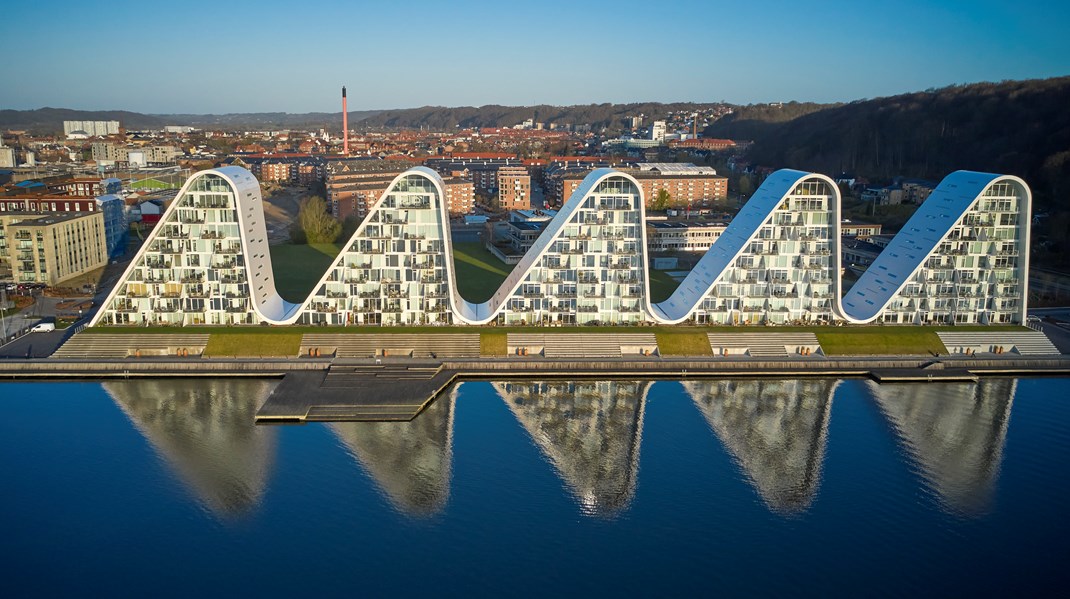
327 160 475 221
558 165 728 209
495 166 531 211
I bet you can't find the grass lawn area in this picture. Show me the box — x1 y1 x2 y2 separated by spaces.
203 333 302 357
816 328 946 356
480 331 508 356
655 331 714 356
648 269 682 303
452 242 513 303
269 242 342 302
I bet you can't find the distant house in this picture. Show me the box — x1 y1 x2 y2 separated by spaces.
130 198 165 224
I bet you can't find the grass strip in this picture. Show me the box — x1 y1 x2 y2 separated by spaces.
655 331 713 356
816 329 947 356
480 331 508 356
203 333 302 357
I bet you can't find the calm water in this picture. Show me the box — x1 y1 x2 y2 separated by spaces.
2 377 1069 596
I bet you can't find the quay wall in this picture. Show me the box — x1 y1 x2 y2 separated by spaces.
1 356 1068 380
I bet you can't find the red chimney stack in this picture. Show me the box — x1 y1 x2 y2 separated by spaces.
342 86 349 156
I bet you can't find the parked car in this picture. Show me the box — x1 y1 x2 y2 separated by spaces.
30 322 55 333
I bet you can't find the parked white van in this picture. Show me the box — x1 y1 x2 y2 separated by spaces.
30 322 55 333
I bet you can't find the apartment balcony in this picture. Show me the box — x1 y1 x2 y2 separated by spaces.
220 276 246 285
201 231 225 240
326 291 348 299
192 201 229 210
216 245 242 254
159 246 184 255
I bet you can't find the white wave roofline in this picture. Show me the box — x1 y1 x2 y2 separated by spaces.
91 166 1030 327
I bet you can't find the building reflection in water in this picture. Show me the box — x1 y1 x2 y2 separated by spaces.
866 379 1015 517
330 386 456 517
493 380 649 518
102 378 279 518
682 379 837 515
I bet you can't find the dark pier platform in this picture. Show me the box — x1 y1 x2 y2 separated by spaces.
256 359 458 422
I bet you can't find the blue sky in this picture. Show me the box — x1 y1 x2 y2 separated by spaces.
2 0 1068 114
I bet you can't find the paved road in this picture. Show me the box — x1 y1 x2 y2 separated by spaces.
0 292 94 358
1029 307 1070 353
0 328 70 359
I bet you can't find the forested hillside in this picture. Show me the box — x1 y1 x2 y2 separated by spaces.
358 102 724 131
705 77 1070 209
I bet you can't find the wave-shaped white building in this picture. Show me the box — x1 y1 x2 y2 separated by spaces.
92 165 1030 327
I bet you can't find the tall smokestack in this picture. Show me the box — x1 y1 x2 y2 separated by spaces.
342 86 349 156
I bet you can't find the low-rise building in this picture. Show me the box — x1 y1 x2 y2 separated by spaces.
646 220 728 253
840 222 882 237
841 237 884 267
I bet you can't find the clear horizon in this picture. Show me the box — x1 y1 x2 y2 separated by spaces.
2 0 1068 114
